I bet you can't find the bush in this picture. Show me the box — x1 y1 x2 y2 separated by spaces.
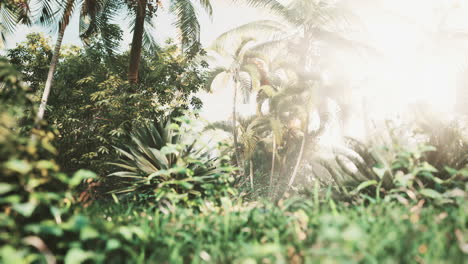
312 117 467 205
7 34 208 175
105 115 236 207
0 58 99 263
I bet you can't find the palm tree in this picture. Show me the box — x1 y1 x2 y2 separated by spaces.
123 0 213 84
35 0 116 124
205 116 269 189
205 20 288 175
230 0 378 190
205 37 262 174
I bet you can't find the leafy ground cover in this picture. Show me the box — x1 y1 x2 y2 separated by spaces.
12 196 465 263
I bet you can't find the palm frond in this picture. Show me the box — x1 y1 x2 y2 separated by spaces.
80 0 122 54
57 0 77 32
0 0 31 47
211 20 288 56
232 0 287 17
240 63 261 90
34 0 61 27
196 0 213 17
142 15 159 51
238 71 253 104
204 66 228 91
170 0 201 51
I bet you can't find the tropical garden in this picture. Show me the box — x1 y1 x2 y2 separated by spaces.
0 0 467 263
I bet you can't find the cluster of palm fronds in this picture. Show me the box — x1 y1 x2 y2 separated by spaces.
202 0 376 198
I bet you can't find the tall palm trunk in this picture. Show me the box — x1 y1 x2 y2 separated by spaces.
249 159 254 189
287 112 310 190
232 80 243 175
284 29 314 190
128 0 147 84
269 134 276 192
36 0 75 124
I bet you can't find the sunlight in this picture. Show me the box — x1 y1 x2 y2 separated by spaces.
199 0 466 128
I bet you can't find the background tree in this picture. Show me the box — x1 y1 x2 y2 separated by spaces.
35 0 118 124
122 0 213 84
8 34 207 174
205 37 260 176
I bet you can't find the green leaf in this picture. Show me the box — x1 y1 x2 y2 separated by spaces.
0 183 15 195
106 239 121 251
12 202 37 217
69 170 97 187
25 221 64 236
4 160 32 174
36 160 57 170
64 248 94 264
372 167 386 179
420 145 437 153
0 246 25 264
353 180 378 194
421 162 438 173
111 193 120 204
420 189 443 199
80 226 99 240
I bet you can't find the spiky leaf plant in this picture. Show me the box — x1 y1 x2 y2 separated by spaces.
312 115 467 205
107 116 235 207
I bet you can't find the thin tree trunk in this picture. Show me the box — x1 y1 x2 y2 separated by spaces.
269 134 276 191
287 110 310 190
249 159 254 189
232 80 243 175
35 21 67 124
128 0 147 84
283 29 313 189
287 133 307 190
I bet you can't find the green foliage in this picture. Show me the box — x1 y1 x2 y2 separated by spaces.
7 33 52 93
0 56 98 263
44 195 466 263
7 34 208 174
316 119 468 205
106 115 236 207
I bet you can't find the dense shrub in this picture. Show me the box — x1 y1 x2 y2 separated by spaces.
7 34 208 175
0 57 98 263
105 115 236 207
311 116 468 205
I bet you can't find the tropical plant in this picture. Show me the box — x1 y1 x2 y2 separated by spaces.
8 34 207 175
7 33 53 93
33 0 120 124
205 38 260 175
0 0 30 48
205 115 273 190
312 114 468 205
207 0 375 197
204 17 296 173
106 115 235 207
116 0 214 84
0 56 99 263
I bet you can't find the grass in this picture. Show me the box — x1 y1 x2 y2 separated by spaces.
77 196 467 264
